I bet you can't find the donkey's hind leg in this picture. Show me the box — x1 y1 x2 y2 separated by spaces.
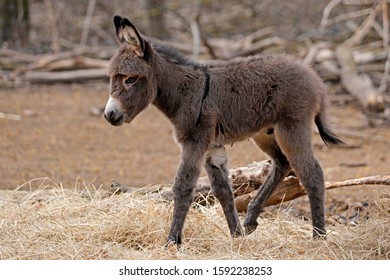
244 128 291 234
205 143 243 237
275 122 326 238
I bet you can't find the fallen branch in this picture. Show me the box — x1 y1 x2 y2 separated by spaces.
326 175 390 189
43 56 109 71
113 161 390 213
20 50 87 72
229 162 390 212
234 174 390 212
336 44 385 112
25 68 107 83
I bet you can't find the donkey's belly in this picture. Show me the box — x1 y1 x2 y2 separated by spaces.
218 120 274 146
220 128 263 145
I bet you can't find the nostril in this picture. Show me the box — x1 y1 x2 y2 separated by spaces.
105 109 116 120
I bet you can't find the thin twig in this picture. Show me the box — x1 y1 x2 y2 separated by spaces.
190 17 201 61
323 7 372 28
304 44 320 65
320 0 342 30
342 3 382 47
200 33 218 59
80 0 96 47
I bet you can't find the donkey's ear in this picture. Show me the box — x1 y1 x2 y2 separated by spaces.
113 16 145 57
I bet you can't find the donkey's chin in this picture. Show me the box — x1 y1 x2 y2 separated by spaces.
107 115 125 126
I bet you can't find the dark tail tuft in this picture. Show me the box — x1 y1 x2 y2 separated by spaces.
315 114 345 146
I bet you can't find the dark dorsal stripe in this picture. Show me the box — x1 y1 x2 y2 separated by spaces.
196 67 210 125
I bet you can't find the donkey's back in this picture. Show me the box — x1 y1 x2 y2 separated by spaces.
203 53 327 144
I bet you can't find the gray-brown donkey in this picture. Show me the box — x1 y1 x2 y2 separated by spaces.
104 16 344 245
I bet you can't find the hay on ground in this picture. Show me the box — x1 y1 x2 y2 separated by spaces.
0 178 389 260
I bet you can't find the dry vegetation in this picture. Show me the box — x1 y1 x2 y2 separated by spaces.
0 178 389 260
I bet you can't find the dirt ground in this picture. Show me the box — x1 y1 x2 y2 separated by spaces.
1 82 389 209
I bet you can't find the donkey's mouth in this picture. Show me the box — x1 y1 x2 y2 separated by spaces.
105 113 125 126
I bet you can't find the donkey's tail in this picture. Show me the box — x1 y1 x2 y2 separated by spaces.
315 107 345 146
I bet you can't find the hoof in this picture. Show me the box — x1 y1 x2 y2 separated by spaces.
313 229 327 240
232 227 244 238
166 232 182 246
164 240 179 254
243 222 258 236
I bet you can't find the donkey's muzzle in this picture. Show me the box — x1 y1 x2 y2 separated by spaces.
104 109 125 126
104 97 125 126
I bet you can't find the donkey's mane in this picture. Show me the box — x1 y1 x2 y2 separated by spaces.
150 39 199 68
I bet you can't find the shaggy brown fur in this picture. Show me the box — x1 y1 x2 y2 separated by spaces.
104 16 344 245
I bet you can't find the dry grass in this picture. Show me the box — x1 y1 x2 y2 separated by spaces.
0 178 389 260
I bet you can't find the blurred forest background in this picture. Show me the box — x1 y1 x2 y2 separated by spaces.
1 0 330 52
1 0 390 113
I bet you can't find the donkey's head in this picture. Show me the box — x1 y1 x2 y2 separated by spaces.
104 16 157 126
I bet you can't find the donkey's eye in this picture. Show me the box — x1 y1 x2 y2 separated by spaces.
124 76 138 85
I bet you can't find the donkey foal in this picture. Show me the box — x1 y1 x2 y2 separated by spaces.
104 16 344 245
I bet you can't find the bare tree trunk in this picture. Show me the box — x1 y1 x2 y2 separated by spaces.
80 0 96 47
0 0 29 49
43 0 60 53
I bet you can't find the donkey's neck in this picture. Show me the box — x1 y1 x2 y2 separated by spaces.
151 53 207 124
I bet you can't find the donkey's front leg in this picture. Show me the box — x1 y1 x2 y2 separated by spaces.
205 143 243 237
167 144 204 245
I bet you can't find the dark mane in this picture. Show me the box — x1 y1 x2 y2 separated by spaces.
148 38 198 68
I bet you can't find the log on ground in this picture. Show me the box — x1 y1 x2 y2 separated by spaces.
336 44 385 112
25 68 108 83
111 160 390 213
193 161 390 212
